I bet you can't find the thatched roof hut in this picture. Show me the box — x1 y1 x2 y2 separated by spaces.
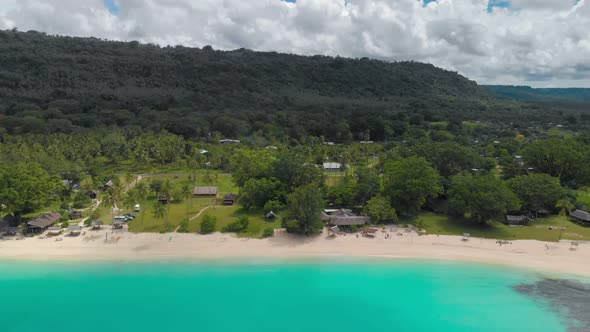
27 212 61 232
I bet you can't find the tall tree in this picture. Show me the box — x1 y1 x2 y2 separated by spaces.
506 173 565 216
383 157 442 214
364 194 398 223
283 184 324 235
449 174 520 224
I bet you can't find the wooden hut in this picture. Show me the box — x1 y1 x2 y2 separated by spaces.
223 193 235 205
570 210 590 226
265 211 277 220
86 191 98 199
67 226 82 236
91 220 104 230
157 196 169 204
27 212 61 233
70 210 83 220
193 186 219 197
47 226 62 236
505 215 530 226
362 227 379 237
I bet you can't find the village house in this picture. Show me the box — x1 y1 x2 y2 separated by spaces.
219 139 240 144
320 209 370 226
322 162 347 172
504 215 530 226
223 193 235 205
570 210 590 226
193 186 219 197
26 212 61 233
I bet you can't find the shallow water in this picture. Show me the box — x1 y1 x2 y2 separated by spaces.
0 259 581 332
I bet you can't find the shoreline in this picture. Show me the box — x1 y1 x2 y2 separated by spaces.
1 229 589 278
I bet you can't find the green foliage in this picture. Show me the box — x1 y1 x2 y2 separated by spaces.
449 174 520 223
284 184 324 235
383 157 442 214
263 199 284 214
365 195 398 223
0 162 61 216
177 219 190 233
506 173 565 213
200 214 217 234
72 192 91 209
222 216 249 233
239 178 285 209
262 227 274 237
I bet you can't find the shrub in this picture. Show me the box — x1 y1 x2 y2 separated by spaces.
263 227 274 237
222 216 249 233
200 214 217 234
83 218 92 226
263 199 284 214
73 193 91 209
177 219 190 233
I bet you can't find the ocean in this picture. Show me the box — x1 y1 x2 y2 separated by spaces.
0 259 587 332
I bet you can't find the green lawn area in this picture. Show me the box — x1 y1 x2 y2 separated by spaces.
408 213 590 242
185 206 282 238
96 173 240 233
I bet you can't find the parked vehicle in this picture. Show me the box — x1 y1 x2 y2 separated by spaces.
134 204 140 212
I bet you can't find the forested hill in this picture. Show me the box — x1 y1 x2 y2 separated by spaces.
0 30 555 140
485 85 590 106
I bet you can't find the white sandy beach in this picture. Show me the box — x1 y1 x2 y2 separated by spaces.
1 227 589 277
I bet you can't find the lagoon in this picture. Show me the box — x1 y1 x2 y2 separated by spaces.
0 260 582 332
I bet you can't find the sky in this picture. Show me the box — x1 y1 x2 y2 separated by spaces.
1 0 589 88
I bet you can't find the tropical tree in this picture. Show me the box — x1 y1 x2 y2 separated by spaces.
365 194 398 223
449 174 520 224
152 201 168 226
283 184 324 235
123 191 138 212
556 199 574 216
383 157 442 214
101 189 117 222
506 173 565 216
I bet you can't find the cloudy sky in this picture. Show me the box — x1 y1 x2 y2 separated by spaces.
1 0 589 87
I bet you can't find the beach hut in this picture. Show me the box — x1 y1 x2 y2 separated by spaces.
265 211 277 220
570 210 590 226
362 227 379 237
193 186 219 197
86 190 98 199
27 212 61 233
67 226 82 236
47 226 62 236
70 210 83 220
504 215 529 226
157 196 169 204
223 192 235 205
91 220 104 230
113 220 125 229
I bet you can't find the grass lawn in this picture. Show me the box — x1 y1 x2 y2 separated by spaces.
185 206 282 238
407 213 590 242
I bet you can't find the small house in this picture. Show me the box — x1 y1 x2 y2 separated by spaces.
321 209 370 226
570 210 590 226
91 221 104 230
157 196 169 204
362 227 379 237
27 212 61 233
193 186 219 197
100 180 113 191
67 226 82 236
47 226 62 236
322 162 346 172
505 215 530 226
219 139 240 144
86 191 98 199
265 211 277 220
223 193 235 205
70 210 83 220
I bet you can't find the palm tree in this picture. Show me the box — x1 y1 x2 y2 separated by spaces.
102 190 116 222
181 182 192 217
152 201 168 229
123 191 138 212
135 182 149 225
556 199 574 216
125 173 136 187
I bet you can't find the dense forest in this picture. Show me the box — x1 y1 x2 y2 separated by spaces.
1 29 588 141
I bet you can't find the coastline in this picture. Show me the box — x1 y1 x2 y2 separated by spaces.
1 229 589 277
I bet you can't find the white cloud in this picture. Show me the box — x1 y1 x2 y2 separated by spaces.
1 0 589 87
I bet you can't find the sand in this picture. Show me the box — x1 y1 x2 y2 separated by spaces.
1 226 589 277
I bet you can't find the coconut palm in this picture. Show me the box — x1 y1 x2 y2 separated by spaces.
152 201 168 229
181 182 192 217
123 191 138 212
556 199 574 216
101 189 117 222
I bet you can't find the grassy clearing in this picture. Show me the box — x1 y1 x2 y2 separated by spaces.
185 206 282 238
406 213 590 242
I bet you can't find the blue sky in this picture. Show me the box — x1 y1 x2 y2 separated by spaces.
103 0 119 15
424 0 511 12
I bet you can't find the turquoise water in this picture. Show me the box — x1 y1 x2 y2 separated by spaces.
0 260 571 332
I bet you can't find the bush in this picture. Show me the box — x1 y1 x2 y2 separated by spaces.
72 193 91 209
83 218 92 226
222 216 249 233
177 219 189 233
263 199 284 214
263 227 274 237
200 214 217 234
